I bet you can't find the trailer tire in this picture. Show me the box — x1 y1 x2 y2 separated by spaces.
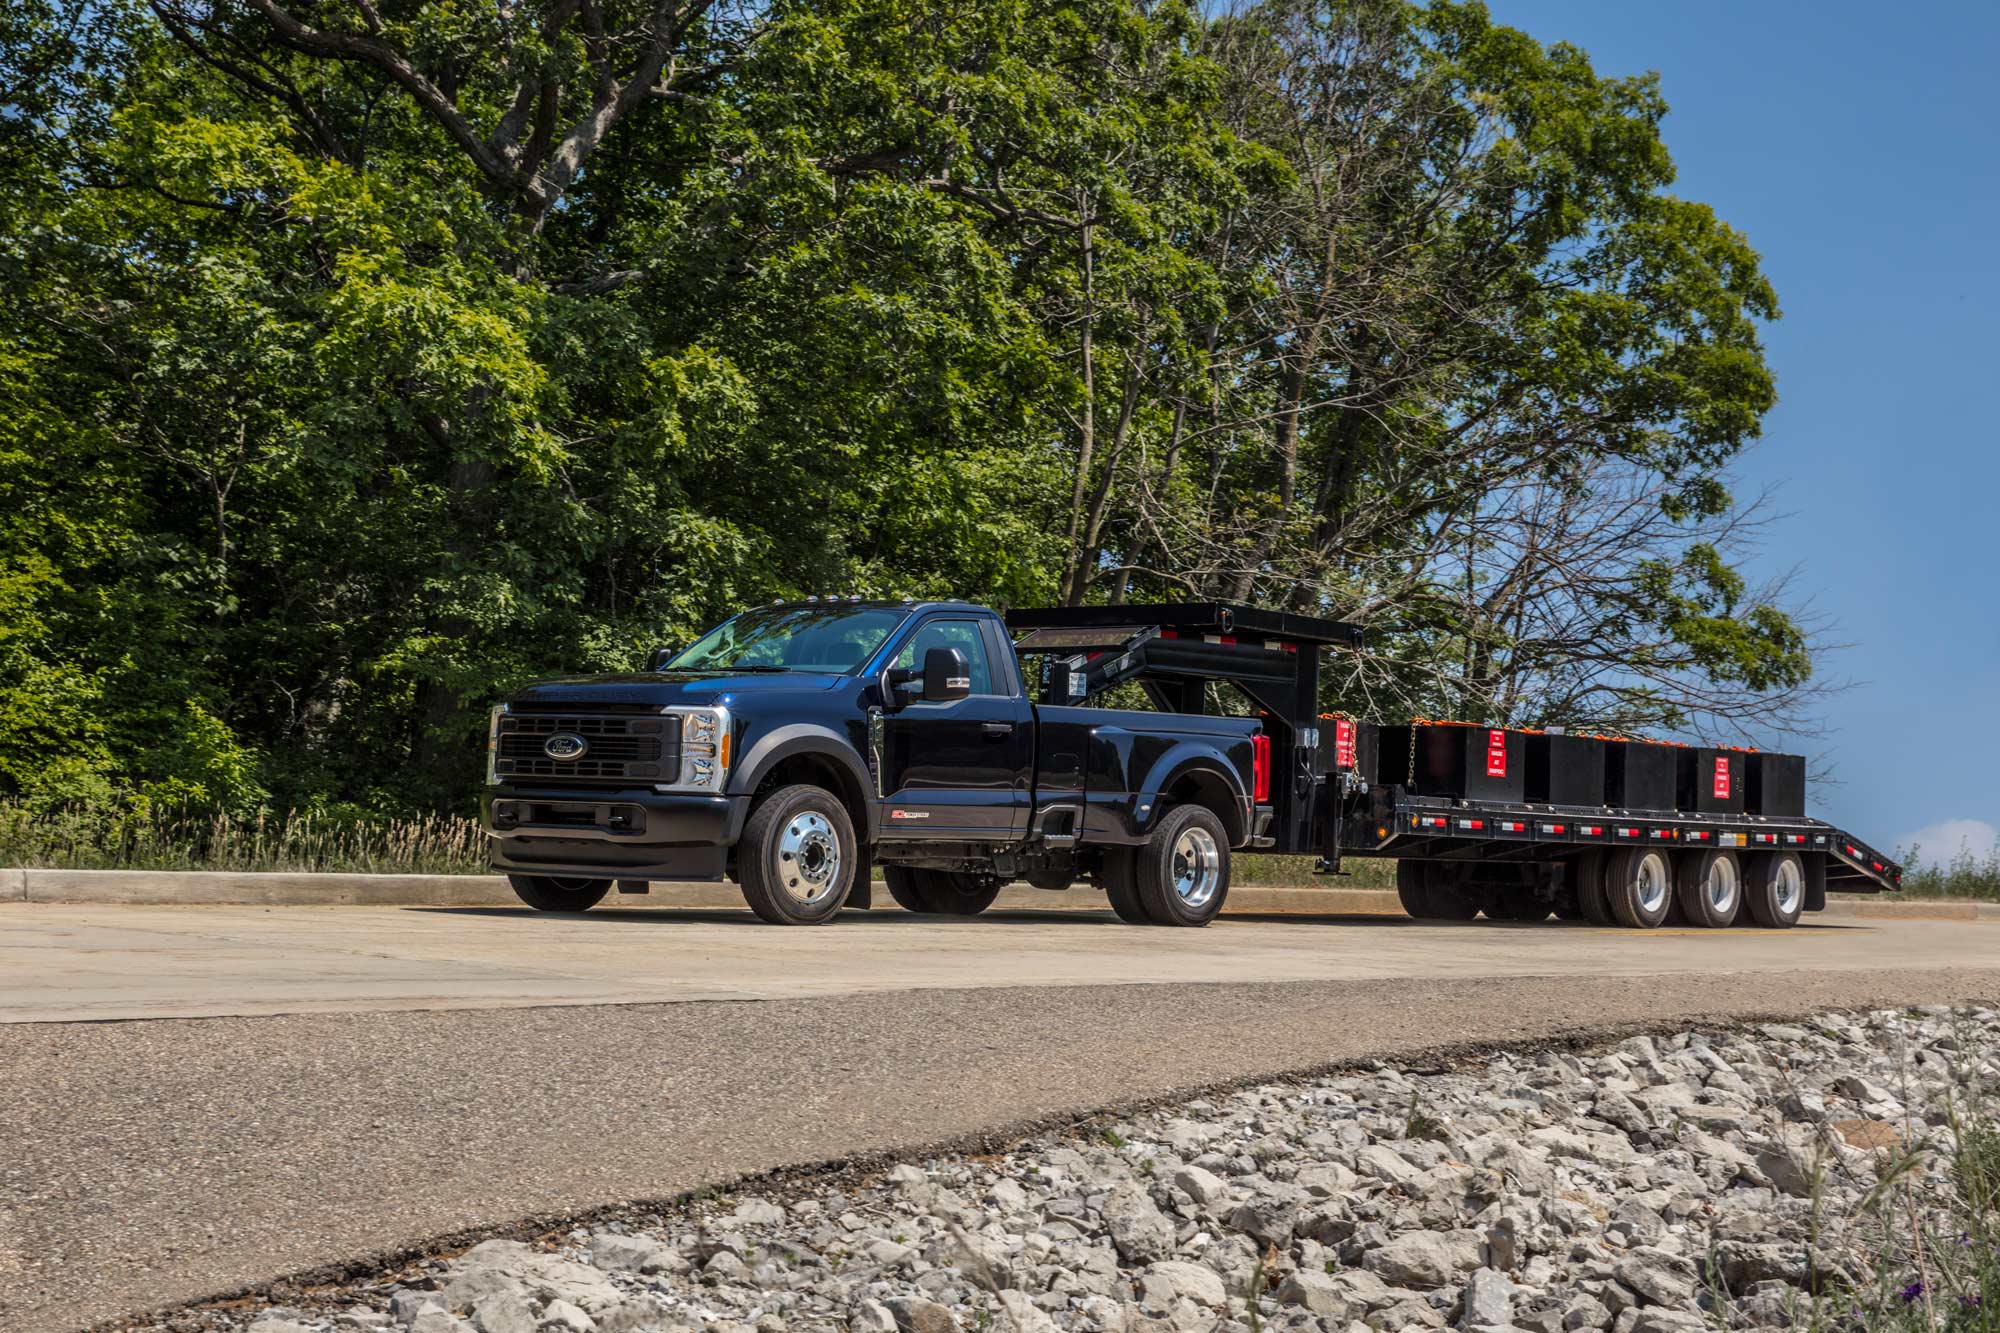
1675 849 1742 928
1743 851 1806 928
1133 804 1230 927
737 784 856 925
1424 862 1482 920
1395 860 1433 918
1101 849 1153 924
882 865 930 913
1602 848 1673 929
1570 851 1613 925
507 875 611 913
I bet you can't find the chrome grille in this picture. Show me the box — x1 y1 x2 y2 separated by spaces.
495 713 681 784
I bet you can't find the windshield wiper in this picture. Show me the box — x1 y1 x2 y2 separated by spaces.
718 663 795 672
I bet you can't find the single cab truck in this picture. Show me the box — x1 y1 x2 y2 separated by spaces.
484 599 1281 925
483 599 1902 926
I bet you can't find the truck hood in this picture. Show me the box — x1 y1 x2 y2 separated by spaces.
508 671 849 709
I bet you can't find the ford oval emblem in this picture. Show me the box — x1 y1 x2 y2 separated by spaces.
543 732 588 761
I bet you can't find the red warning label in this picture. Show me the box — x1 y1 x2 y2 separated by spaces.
1486 729 1508 778
1713 755 1731 800
1334 718 1357 770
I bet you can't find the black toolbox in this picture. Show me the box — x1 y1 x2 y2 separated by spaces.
1745 751 1806 817
1378 723 1525 803
1605 740 1678 812
1675 746 1746 815
1525 733 1607 807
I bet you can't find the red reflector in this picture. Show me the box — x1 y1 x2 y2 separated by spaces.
1547 824 1566 834
1469 820 1484 830
1158 629 1178 639
1618 827 1639 838
1251 733 1271 804
1582 825 1602 836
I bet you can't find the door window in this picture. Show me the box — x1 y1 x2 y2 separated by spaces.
893 619 994 696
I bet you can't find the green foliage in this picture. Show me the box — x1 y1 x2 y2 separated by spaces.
0 0 1808 817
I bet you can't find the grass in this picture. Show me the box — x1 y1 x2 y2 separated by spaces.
1787 1021 2000 1332
0 796 1986 903
1892 842 2000 902
0 801 489 875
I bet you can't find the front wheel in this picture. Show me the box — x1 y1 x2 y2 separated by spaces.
507 875 612 913
1133 805 1231 927
738 784 857 925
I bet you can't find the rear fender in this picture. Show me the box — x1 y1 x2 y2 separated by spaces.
1133 746 1252 847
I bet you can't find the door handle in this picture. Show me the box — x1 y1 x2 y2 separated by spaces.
982 722 1015 738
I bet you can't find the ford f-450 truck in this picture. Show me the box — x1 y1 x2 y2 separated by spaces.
483 599 1900 927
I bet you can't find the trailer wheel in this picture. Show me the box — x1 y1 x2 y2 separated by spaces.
1568 851 1611 924
882 866 1003 916
1100 848 1153 924
1395 859 1432 918
1132 804 1230 927
737 784 856 925
1743 851 1806 928
1424 862 1482 920
1675 849 1742 928
507 875 612 913
1602 848 1673 929
1575 850 1616 925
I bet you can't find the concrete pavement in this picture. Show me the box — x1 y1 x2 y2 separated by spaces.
5 901 2000 1023
4 902 1999 1332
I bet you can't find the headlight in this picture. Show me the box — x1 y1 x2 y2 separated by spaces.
485 705 508 785
668 706 731 791
683 712 720 747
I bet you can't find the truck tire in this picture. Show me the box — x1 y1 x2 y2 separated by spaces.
1602 848 1673 929
1742 851 1806 928
1132 804 1231 927
737 784 857 925
882 865 930 914
1572 850 1614 925
1099 848 1153 924
507 875 611 913
882 866 1002 916
1395 859 1432 918
1675 848 1742 928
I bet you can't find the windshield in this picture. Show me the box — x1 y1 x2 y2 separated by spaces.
664 605 909 674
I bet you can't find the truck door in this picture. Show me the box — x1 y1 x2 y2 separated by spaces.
878 616 1032 839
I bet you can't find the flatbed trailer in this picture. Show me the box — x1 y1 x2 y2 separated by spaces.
1007 601 1902 927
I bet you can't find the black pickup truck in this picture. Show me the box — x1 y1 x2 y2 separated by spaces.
483 599 1309 925
485 598 1900 928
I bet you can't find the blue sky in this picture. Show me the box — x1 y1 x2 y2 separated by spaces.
1491 0 2000 864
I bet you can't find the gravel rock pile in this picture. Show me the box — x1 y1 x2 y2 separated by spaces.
164 1007 1998 1333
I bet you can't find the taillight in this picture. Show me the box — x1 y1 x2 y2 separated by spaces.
1251 733 1271 803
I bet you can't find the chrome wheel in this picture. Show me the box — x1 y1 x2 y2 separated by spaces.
777 811 842 903
1635 852 1671 917
1773 856 1803 916
1703 855 1741 917
1170 825 1222 909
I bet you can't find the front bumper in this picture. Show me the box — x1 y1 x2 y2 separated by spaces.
483 786 751 881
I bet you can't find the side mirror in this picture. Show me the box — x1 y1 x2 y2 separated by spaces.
922 646 971 703
646 646 678 671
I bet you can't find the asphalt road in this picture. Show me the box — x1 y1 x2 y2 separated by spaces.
2 904 1998 1332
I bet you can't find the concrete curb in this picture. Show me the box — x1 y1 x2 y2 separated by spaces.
4 867 1994 920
